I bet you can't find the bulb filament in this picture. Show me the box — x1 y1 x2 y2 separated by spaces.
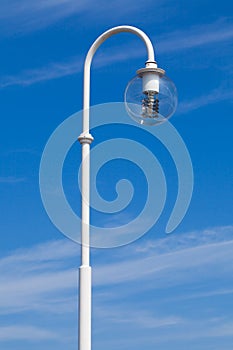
142 91 159 118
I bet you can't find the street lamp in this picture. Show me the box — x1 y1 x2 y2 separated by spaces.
77 25 177 350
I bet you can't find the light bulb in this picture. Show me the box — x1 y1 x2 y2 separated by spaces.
124 67 178 126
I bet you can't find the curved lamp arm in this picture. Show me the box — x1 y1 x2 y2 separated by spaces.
82 25 156 133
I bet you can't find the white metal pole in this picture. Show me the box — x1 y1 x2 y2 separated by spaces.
77 134 93 350
78 25 156 350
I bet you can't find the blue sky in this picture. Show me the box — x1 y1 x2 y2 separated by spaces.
0 0 233 349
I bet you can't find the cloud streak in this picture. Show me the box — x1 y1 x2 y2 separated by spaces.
0 176 26 184
0 325 59 341
0 239 78 314
0 0 91 35
0 225 233 314
1 225 233 346
178 87 233 114
157 19 233 53
1 19 233 119
93 226 233 289
0 0 156 36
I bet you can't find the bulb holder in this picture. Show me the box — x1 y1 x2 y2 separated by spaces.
125 66 177 126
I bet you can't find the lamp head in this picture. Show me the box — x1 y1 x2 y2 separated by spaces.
124 62 177 126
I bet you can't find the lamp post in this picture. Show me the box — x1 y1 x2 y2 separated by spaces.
77 25 177 350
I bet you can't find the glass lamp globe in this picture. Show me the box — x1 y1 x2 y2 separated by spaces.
124 67 178 126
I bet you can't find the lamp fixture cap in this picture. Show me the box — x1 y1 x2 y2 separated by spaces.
137 67 165 77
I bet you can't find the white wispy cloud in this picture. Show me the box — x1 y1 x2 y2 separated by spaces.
93 227 233 289
134 225 233 254
0 239 78 314
0 57 83 88
173 287 233 302
1 238 78 265
0 0 91 35
0 48 136 88
1 225 233 316
1 225 233 347
0 0 156 36
157 18 233 53
0 176 26 184
94 306 181 330
1 18 233 120
0 325 59 341
178 87 233 114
